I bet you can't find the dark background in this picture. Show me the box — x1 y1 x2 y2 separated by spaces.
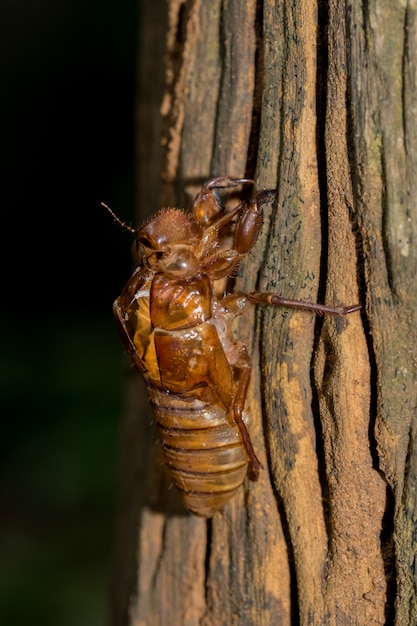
1 1 139 623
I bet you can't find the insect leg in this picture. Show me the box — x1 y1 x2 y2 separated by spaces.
199 193 275 279
192 176 253 225
198 189 278 274
234 374 262 480
194 202 246 260
231 347 263 481
234 190 276 255
248 292 361 316
201 176 254 191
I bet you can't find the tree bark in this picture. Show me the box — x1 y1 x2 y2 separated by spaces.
111 1 417 624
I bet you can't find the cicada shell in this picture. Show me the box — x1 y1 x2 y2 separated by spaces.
107 177 361 517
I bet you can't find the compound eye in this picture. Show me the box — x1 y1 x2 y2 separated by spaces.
132 239 141 262
137 234 153 248
132 239 156 263
134 233 164 267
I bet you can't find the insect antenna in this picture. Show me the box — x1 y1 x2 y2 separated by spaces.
101 202 136 233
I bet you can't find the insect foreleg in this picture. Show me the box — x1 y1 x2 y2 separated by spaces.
191 177 253 225
233 190 276 255
194 203 244 259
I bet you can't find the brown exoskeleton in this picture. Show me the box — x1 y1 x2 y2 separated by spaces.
105 177 361 517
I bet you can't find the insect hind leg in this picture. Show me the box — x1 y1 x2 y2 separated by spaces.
248 292 361 316
231 347 263 481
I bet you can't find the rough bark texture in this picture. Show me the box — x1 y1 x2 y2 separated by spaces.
111 1 417 624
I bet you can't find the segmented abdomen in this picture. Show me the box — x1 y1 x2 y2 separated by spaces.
147 386 249 517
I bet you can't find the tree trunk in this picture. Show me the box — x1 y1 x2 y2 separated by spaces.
111 1 417 624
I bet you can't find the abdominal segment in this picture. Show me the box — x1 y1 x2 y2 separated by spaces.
147 386 249 517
